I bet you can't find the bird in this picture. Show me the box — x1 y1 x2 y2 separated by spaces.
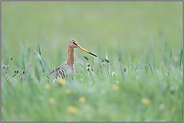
47 40 97 79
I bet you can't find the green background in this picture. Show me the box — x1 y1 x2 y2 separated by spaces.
1 1 183 122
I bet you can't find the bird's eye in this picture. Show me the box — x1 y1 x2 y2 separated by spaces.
73 42 76 45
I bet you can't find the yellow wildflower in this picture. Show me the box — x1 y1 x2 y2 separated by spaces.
67 106 78 114
66 89 72 95
57 78 66 85
78 97 86 103
172 107 177 112
49 98 55 105
141 98 151 105
44 84 51 89
112 85 119 92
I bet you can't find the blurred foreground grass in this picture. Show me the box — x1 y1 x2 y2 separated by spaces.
1 1 183 122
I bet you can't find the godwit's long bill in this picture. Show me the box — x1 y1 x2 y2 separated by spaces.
47 40 97 79
77 45 97 57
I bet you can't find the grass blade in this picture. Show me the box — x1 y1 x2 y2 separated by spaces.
35 64 40 81
20 42 25 70
148 62 154 74
37 43 45 73
34 49 51 73
38 43 42 56
22 56 25 70
164 51 176 68
179 49 183 68
179 38 183 68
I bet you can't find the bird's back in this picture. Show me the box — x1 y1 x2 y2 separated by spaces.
47 61 68 78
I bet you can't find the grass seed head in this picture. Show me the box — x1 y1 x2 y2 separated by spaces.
5 65 9 69
124 67 127 72
116 81 119 84
105 59 110 63
102 60 105 66
86 67 91 71
86 64 91 71
84 56 88 60
123 67 128 74
112 72 116 76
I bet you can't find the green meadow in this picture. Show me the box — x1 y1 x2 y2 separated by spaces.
1 1 183 122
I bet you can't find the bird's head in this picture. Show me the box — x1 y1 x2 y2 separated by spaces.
69 40 97 57
69 40 79 48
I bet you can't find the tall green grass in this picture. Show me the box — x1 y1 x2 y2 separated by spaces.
1 1 183 122
1 39 183 121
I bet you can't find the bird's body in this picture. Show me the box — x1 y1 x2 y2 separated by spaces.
48 61 70 78
47 40 97 79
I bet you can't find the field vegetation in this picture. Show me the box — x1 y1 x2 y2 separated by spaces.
1 1 183 122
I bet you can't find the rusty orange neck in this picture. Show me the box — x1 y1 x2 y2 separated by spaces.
66 45 74 66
